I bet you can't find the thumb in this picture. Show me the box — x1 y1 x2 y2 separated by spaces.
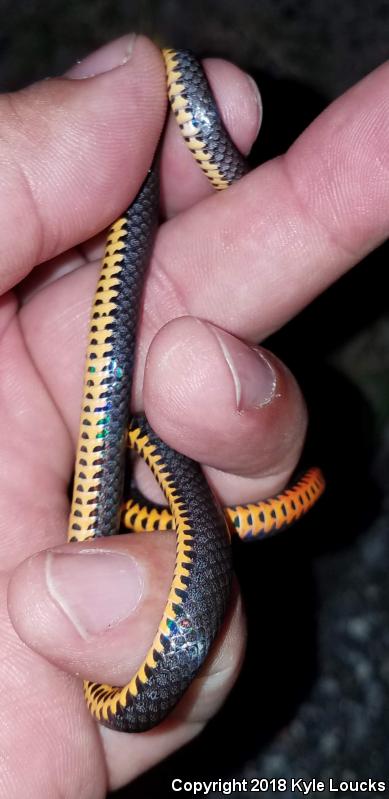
0 34 165 293
7 533 245 725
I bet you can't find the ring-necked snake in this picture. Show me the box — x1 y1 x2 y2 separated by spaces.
67 49 325 733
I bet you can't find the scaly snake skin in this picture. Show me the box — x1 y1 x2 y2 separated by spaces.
67 48 325 733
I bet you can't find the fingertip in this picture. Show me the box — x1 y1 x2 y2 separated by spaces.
204 59 262 157
65 33 138 79
144 315 306 479
8 535 175 683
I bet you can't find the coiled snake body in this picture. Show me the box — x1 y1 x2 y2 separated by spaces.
67 49 325 733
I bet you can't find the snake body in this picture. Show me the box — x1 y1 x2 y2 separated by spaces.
67 49 324 733
68 169 159 544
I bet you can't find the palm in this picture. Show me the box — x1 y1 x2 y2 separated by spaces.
0 264 107 786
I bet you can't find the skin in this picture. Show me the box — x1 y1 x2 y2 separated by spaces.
0 32 387 797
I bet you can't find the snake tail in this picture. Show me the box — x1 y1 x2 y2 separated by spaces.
122 466 326 540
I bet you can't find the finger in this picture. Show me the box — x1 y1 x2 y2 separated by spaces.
0 34 166 293
160 59 262 218
0 299 71 570
143 59 389 347
0 579 106 799
8 536 245 788
143 316 306 504
18 247 86 304
20 62 389 500
17 53 261 301
19 267 306 507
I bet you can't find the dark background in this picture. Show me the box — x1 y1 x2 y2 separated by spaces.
1 2 389 797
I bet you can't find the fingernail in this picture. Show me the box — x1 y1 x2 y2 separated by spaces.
208 324 277 410
66 34 137 79
246 74 263 148
46 548 144 638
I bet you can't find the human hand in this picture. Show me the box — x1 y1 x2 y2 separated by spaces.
3 33 389 797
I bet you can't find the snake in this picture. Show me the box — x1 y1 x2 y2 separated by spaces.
67 48 325 733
